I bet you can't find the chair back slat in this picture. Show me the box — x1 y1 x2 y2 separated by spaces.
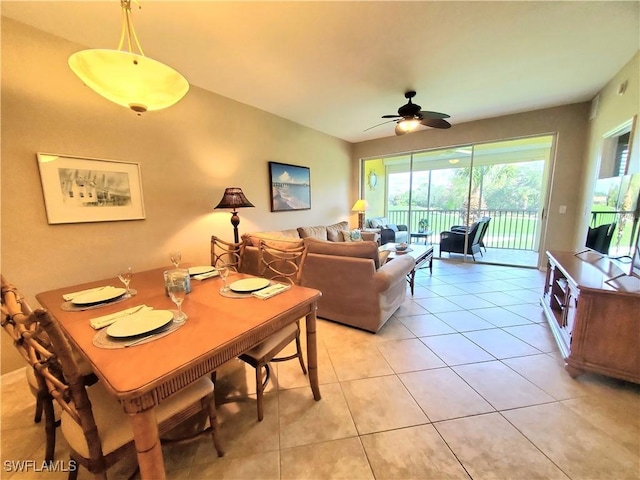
1 276 40 367
258 241 308 286
211 235 244 271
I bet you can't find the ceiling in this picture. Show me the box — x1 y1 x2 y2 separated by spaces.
2 1 638 143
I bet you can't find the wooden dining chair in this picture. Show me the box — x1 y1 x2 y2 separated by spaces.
24 307 224 479
1 277 58 463
1 276 102 464
211 235 244 272
238 240 309 421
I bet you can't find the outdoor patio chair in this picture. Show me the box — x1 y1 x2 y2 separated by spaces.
439 217 488 260
450 217 491 252
586 223 616 255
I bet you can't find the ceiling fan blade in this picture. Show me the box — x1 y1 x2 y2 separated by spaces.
395 123 408 136
419 110 450 120
364 119 397 132
420 118 452 129
381 114 401 119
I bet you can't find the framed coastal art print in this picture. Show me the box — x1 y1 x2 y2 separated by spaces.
37 153 146 224
268 161 311 212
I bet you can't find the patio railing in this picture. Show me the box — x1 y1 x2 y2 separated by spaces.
385 209 540 251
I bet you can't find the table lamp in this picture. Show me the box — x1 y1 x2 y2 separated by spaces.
214 187 255 243
351 199 369 230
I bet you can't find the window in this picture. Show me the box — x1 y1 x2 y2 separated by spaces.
599 116 637 179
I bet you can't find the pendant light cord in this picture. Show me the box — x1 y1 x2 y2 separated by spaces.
117 0 144 56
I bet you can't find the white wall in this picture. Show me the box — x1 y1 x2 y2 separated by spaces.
0 18 352 373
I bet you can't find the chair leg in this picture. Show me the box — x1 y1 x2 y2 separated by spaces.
67 456 79 480
256 363 271 422
295 334 307 375
34 396 43 423
41 393 56 463
205 397 224 457
255 363 269 422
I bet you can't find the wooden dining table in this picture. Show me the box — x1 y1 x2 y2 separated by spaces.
36 267 322 480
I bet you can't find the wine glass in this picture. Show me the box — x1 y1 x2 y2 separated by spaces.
168 271 188 323
169 251 182 268
216 260 230 292
117 267 133 297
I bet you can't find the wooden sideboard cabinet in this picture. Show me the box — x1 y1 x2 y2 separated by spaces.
541 250 640 384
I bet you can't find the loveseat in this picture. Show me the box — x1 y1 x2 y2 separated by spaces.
239 222 415 332
365 217 409 245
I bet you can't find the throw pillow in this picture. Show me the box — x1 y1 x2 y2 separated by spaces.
385 223 399 232
378 249 390 265
340 229 363 242
369 218 387 229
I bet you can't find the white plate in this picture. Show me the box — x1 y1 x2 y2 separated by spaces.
229 278 270 293
71 286 127 305
106 310 174 338
188 266 215 276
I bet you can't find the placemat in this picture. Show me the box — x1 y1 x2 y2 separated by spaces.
218 289 253 299
92 319 183 349
219 281 291 300
61 289 138 311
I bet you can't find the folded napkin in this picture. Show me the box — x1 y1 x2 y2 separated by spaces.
193 270 220 281
90 305 153 330
63 286 111 302
251 283 291 300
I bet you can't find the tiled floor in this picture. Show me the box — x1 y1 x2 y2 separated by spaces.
2 260 639 479
429 243 540 268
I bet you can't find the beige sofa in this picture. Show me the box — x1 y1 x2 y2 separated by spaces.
239 222 415 332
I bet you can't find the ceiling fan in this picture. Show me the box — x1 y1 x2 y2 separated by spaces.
366 91 451 135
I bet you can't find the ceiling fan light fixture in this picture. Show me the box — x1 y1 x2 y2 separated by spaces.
398 118 420 132
68 0 189 114
368 91 451 135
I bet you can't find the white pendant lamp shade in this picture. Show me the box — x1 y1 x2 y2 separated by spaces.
68 49 189 113
68 0 189 114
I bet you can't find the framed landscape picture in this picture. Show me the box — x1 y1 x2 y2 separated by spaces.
37 153 146 224
268 161 311 212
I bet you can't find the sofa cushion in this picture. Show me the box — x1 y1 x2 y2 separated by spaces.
241 232 303 250
297 225 328 240
385 223 399 232
340 229 363 242
326 221 350 241
304 237 379 269
279 228 303 238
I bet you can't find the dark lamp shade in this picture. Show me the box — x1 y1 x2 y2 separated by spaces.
214 187 254 210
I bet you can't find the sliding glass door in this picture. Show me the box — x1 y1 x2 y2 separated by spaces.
361 135 555 268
